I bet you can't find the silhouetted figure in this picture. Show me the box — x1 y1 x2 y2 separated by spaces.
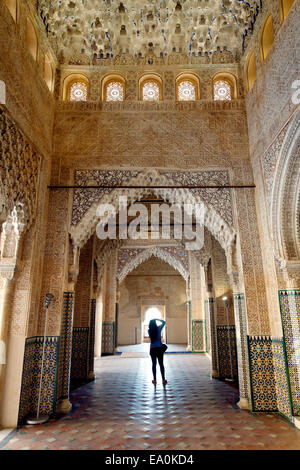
148 318 167 387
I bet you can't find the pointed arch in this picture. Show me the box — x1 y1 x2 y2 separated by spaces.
117 247 189 283
260 15 274 63
69 169 236 257
271 110 300 262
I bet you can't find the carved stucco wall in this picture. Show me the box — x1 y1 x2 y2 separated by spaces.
0 1 55 158
53 99 249 171
117 246 190 283
242 3 300 332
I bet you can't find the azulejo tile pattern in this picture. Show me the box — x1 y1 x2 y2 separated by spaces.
57 292 74 401
216 326 238 379
248 336 277 412
279 290 300 416
71 327 89 381
271 338 293 420
192 320 205 352
102 321 115 355
18 336 60 424
4 355 300 451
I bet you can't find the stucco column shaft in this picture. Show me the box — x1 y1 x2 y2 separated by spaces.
207 297 219 378
0 277 21 427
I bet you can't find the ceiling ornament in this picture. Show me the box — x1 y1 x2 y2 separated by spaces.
38 0 262 65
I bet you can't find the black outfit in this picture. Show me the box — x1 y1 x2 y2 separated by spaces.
150 346 166 382
149 319 166 381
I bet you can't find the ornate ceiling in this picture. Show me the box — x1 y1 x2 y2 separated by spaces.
38 0 262 65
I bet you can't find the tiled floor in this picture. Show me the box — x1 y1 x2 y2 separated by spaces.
1 354 300 450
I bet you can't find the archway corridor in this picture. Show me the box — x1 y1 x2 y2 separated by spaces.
1 354 300 450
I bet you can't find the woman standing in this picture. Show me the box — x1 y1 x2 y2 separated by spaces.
148 318 167 386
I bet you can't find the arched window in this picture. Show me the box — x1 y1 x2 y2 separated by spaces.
139 75 162 101
4 0 17 21
102 75 125 101
63 74 89 101
260 15 274 63
44 55 54 92
213 72 237 100
245 51 257 92
176 74 199 101
69 82 88 101
280 0 295 23
214 80 231 101
26 17 38 61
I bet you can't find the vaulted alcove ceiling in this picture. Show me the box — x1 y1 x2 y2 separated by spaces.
38 0 262 65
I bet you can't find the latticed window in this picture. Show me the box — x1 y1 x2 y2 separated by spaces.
178 81 196 101
214 80 232 101
142 81 160 101
69 82 87 101
106 81 124 101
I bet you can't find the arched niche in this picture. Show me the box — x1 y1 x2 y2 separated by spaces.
213 72 237 100
279 0 295 23
63 73 89 101
4 0 17 22
44 54 54 92
102 74 125 102
260 15 274 63
245 51 257 93
139 74 163 101
176 73 200 101
26 17 38 61
271 111 300 263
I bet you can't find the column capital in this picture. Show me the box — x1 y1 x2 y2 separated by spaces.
0 262 17 281
278 259 300 288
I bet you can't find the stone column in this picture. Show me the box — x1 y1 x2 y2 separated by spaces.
0 273 17 425
115 288 120 352
102 252 117 354
232 291 251 410
87 299 96 380
186 285 192 351
207 296 219 378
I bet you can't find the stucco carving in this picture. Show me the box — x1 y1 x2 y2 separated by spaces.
0 108 41 232
70 169 236 257
270 111 300 263
39 0 262 64
117 246 189 283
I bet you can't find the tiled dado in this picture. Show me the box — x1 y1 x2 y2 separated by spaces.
271 338 293 420
102 321 115 355
192 319 206 352
71 327 89 381
279 290 300 416
56 292 74 401
216 326 238 379
247 335 293 418
18 336 60 424
248 336 278 412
